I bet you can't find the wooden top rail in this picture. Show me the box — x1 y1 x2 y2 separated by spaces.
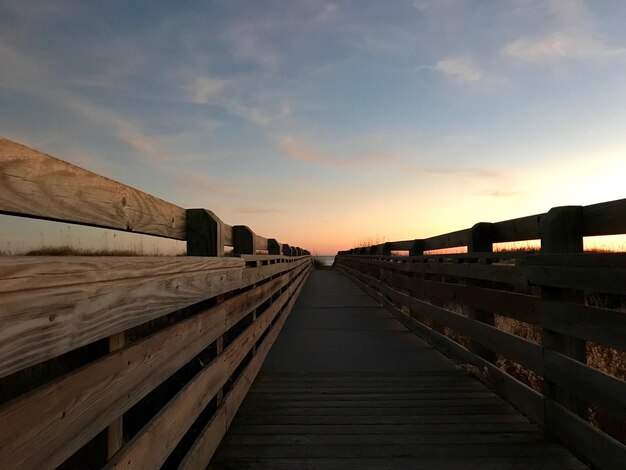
336 199 626 470
340 199 626 255
0 139 310 256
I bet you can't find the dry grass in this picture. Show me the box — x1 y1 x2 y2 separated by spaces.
23 245 143 256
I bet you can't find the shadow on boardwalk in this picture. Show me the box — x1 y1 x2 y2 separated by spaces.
211 269 585 469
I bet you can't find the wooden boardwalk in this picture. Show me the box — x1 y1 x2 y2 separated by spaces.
211 269 586 469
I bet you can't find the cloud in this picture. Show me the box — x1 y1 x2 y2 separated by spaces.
434 56 485 83
503 0 626 64
0 39 169 162
188 76 229 104
503 34 626 63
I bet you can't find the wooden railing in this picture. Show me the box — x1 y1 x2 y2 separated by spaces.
0 139 312 469
336 199 626 470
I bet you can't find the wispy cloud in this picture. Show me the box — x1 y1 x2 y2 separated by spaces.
0 40 166 162
188 77 229 104
503 0 626 64
434 56 485 83
277 135 502 179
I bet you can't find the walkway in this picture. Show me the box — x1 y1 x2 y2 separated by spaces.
210 269 585 469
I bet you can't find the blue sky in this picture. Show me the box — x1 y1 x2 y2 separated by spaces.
1 0 626 253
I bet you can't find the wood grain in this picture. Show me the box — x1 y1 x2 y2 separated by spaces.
0 139 186 239
0 266 307 470
179 268 310 469
105 266 309 469
0 256 243 378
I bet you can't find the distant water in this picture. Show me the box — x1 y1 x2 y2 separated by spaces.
314 255 336 266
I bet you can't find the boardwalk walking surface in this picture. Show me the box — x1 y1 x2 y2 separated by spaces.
211 269 586 469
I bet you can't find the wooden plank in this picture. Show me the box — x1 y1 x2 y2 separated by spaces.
582 197 626 237
241 257 310 288
254 234 269 252
492 214 542 243
0 139 186 239
0 256 243 378
209 456 584 470
179 268 311 469
524 252 626 268
384 272 539 324
338 266 545 425
221 433 548 446
424 228 471 251
347 267 543 374
0 256 241 293
528 265 626 295
226 422 537 434
541 301 626 352
545 399 626 470
186 209 225 256
105 266 309 469
234 225 255 255
0 268 303 470
107 333 125 459
543 350 626 420
339 256 527 286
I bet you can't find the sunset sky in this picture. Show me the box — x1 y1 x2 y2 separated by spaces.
1 0 625 254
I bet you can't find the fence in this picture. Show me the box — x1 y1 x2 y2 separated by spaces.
0 138 312 469
336 199 626 469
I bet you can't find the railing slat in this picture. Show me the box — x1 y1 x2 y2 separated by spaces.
0 139 187 239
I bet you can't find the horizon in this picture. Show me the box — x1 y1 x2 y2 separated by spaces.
1 1 626 253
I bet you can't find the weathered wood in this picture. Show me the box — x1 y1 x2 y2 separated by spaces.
0 267 304 470
338 265 545 425
268 239 281 255
539 206 587 419
540 301 626 352
186 209 224 256
254 234 269 252
105 266 309 469
0 256 243 378
582 197 626 237
241 257 310 288
467 223 496 363
0 138 186 239
492 213 542 243
383 271 539 324
526 265 626 295
545 399 626 470
179 268 310 469
234 225 255 255
344 266 543 374
543 350 626 420
340 256 528 286
107 333 125 459
424 228 471 251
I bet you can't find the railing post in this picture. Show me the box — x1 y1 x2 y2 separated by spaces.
540 206 586 421
467 223 496 363
233 225 256 255
409 240 425 256
186 209 224 256
268 238 281 255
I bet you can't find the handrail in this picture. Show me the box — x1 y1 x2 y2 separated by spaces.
0 138 313 469
335 201 626 469
0 138 310 256
340 199 626 255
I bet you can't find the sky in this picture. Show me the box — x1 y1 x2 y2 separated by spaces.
1 0 625 254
